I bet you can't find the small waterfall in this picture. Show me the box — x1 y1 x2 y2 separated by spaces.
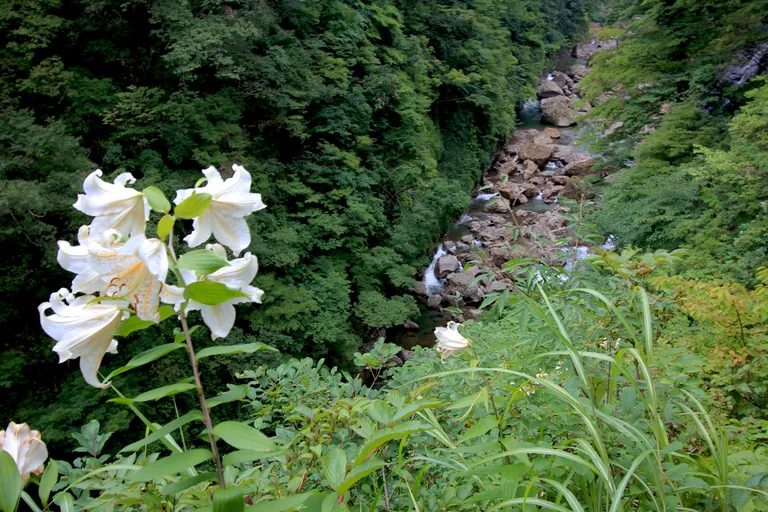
546 73 554 81
563 246 590 273
545 161 559 169
473 192 499 202
458 214 473 224
600 235 617 251
423 244 447 295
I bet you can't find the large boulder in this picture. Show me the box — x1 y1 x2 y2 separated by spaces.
550 71 573 90
496 182 523 201
436 254 460 278
537 80 564 99
550 144 574 161
485 196 510 214
476 226 505 243
562 156 595 176
521 183 540 198
568 64 589 81
518 143 553 167
444 266 485 304
541 96 575 127
544 127 561 139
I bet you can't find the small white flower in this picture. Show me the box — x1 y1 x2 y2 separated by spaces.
0 422 48 481
434 321 470 361
39 289 125 388
174 165 266 256
87 234 168 321
163 244 263 340
73 170 149 238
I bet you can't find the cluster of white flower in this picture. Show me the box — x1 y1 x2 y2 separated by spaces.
38 165 266 388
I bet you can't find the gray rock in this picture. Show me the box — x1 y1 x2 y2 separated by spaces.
550 71 572 90
485 196 511 214
537 80 564 99
519 143 553 167
444 240 457 253
562 157 595 177
496 181 523 201
403 320 419 330
437 255 460 278
568 64 589 81
552 175 570 185
512 194 528 205
541 96 575 127
427 294 443 309
465 309 483 321
461 234 474 244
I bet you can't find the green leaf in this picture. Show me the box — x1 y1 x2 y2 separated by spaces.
208 385 249 409
213 486 245 512
244 492 324 512
162 472 217 495
212 422 276 452
458 415 498 443
38 460 58 506
143 186 171 213
157 214 175 241
134 382 197 402
113 306 177 337
324 447 347 492
175 192 212 219
185 281 249 306
223 449 281 467
129 449 212 482
355 421 429 465
106 342 185 381
197 343 277 359
53 493 74 512
177 250 230 275
0 451 21 512
336 459 386 495
121 411 203 453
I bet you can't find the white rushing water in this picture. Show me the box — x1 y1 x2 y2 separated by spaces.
423 244 447 295
546 73 554 80
601 234 617 251
473 192 499 202
458 214 473 224
563 246 590 273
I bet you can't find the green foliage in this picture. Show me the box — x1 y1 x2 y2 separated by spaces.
0 0 594 446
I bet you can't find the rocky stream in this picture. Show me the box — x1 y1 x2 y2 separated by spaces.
384 34 619 355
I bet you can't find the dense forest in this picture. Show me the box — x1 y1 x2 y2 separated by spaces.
0 0 598 448
2 0 768 510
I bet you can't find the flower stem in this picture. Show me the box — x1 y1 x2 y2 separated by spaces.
179 308 226 488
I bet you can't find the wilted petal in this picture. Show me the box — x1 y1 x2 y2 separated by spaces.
74 169 148 237
0 422 48 481
39 290 123 388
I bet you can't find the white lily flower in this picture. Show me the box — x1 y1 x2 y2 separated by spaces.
87 235 169 321
434 321 470 361
57 225 105 294
163 244 263 340
74 170 149 238
39 289 125 388
0 422 48 481
174 165 266 255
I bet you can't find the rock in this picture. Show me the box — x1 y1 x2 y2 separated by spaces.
488 281 510 292
541 96 575 127
660 102 673 114
722 42 768 84
550 144 574 160
489 215 505 224
562 157 595 177
399 349 415 362
544 127 561 139
552 175 570 185
564 151 590 165
485 196 510 214
519 143 553 167
514 210 538 224
437 255 460 278
558 176 584 200
533 134 554 146
444 266 484 304
444 240 457 253
412 281 427 296
476 226 505 242
513 194 528 205
530 176 546 187
461 234 474 244
496 181 522 201
496 157 518 176
541 170 556 178
537 80 564 99
403 320 419 330
568 64 589 81
427 294 443 309
550 71 572 89
521 183 540 198
465 309 483 321
605 121 624 136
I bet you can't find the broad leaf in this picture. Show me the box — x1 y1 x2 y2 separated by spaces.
134 382 197 402
323 447 347 492
121 411 203 453
157 214 175 241
223 449 282 467
212 422 276 452
0 451 21 512
143 186 171 213
53 493 75 512
208 385 249 409
106 342 185 381
38 459 58 506
175 192 212 219
185 281 249 305
244 492 324 512
355 421 429 464
162 472 217 495
336 459 386 495
197 342 277 359
129 449 212 482
113 306 176 337
213 486 245 512
177 250 230 275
